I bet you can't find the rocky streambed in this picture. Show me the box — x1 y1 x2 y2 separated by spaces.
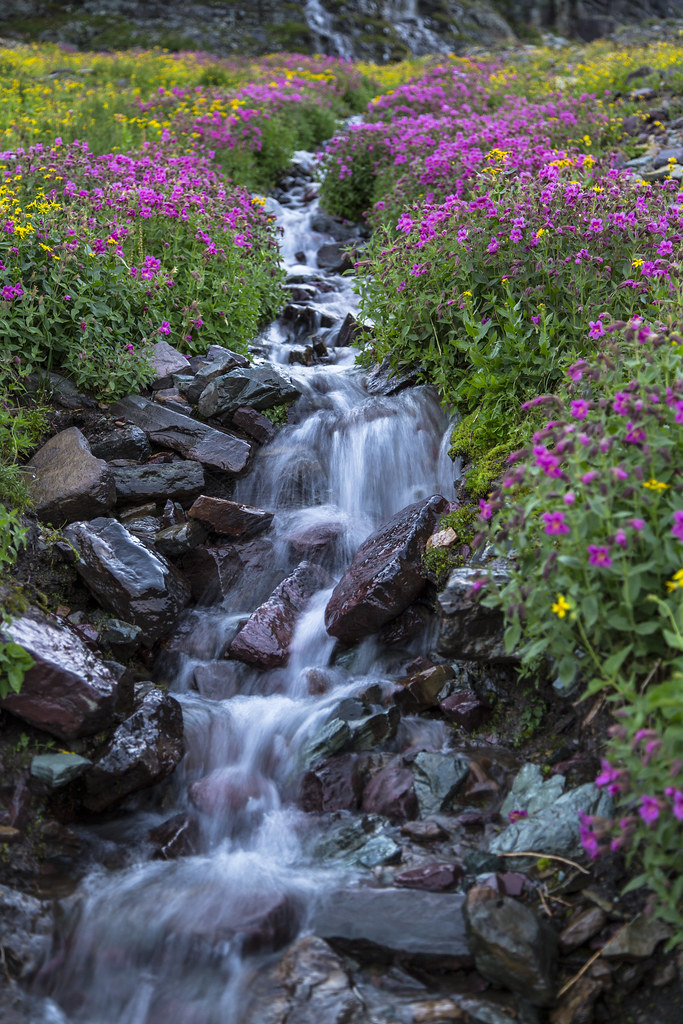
0 152 681 1024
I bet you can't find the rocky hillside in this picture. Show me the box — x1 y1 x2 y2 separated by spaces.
2 0 683 59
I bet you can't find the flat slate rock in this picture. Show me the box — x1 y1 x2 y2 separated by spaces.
188 495 274 538
149 339 190 388
197 364 301 420
112 461 205 504
26 427 115 524
312 887 468 957
109 394 252 475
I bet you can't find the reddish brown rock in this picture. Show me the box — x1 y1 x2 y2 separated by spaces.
189 495 273 538
440 689 492 732
394 663 454 714
1 612 122 740
181 537 279 604
325 495 448 644
361 762 418 822
395 862 464 892
299 755 364 813
231 407 278 445
400 820 450 844
378 604 433 647
148 814 200 860
229 561 331 668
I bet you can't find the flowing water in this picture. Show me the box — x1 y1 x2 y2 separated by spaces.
33 153 457 1024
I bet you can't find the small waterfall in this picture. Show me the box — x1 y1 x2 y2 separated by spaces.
32 151 457 1024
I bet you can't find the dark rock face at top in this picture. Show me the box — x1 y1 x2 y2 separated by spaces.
325 494 448 644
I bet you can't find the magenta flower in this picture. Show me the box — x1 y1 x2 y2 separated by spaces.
158 321 171 335
564 490 576 505
542 510 570 535
479 499 493 520
507 809 529 823
665 787 683 821
588 320 605 339
588 545 612 567
582 470 599 484
570 399 589 420
638 795 660 825
125 344 135 354
630 518 645 531
614 529 627 547
672 510 683 542
487 237 499 254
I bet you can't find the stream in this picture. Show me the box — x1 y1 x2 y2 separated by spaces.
31 153 459 1023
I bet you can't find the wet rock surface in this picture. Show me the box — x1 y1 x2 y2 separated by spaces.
83 688 184 812
26 427 115 524
112 460 206 504
64 517 190 645
228 560 331 667
1 611 121 739
197 364 300 420
438 563 512 661
325 494 448 643
188 494 274 537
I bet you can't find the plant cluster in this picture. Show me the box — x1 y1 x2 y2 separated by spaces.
473 320 683 940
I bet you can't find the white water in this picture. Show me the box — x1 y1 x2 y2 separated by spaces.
34 156 457 1024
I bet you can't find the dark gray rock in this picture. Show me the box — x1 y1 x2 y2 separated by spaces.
90 424 151 462
197 364 301 420
149 339 190 388
182 349 250 404
412 751 470 815
301 718 351 767
364 354 421 395
653 146 683 168
438 563 512 662
109 393 252 475
231 406 278 444
229 561 331 668
499 763 566 819
98 618 144 660
64 518 190 645
1 612 122 740
112 461 205 504
465 893 557 1006
26 427 115 524
316 241 355 272
154 520 208 558
325 494 448 644
394 663 454 714
347 706 399 751
243 934 366 1024
313 887 468 957
440 689 492 732
180 537 280 604
188 495 273 538
83 688 184 812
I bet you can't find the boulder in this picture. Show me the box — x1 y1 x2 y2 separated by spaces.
325 494 448 644
465 893 557 1006
182 349 250 404
188 495 274 538
500 763 566 819
148 814 199 860
149 339 190 388
231 406 278 445
112 461 205 504
64 518 190 645
26 427 115 524
299 754 364 813
394 663 454 714
181 537 279 604
438 563 512 662
197 364 301 420
316 241 355 272
229 561 330 668
90 424 151 462
243 935 366 1024
364 354 421 396
154 520 208 558
378 604 433 647
412 751 470 815
301 718 351 768
490 783 613 864
312 887 468 958
83 688 184 812
440 689 492 732
109 394 252 475
1 612 122 740
361 762 418 821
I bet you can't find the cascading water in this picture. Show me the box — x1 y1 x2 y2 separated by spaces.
32 152 457 1024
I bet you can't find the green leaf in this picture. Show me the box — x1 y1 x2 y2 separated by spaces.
581 594 599 628
663 629 683 652
602 645 633 677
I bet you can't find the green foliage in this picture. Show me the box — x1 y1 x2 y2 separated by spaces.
0 639 34 700
0 504 32 699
